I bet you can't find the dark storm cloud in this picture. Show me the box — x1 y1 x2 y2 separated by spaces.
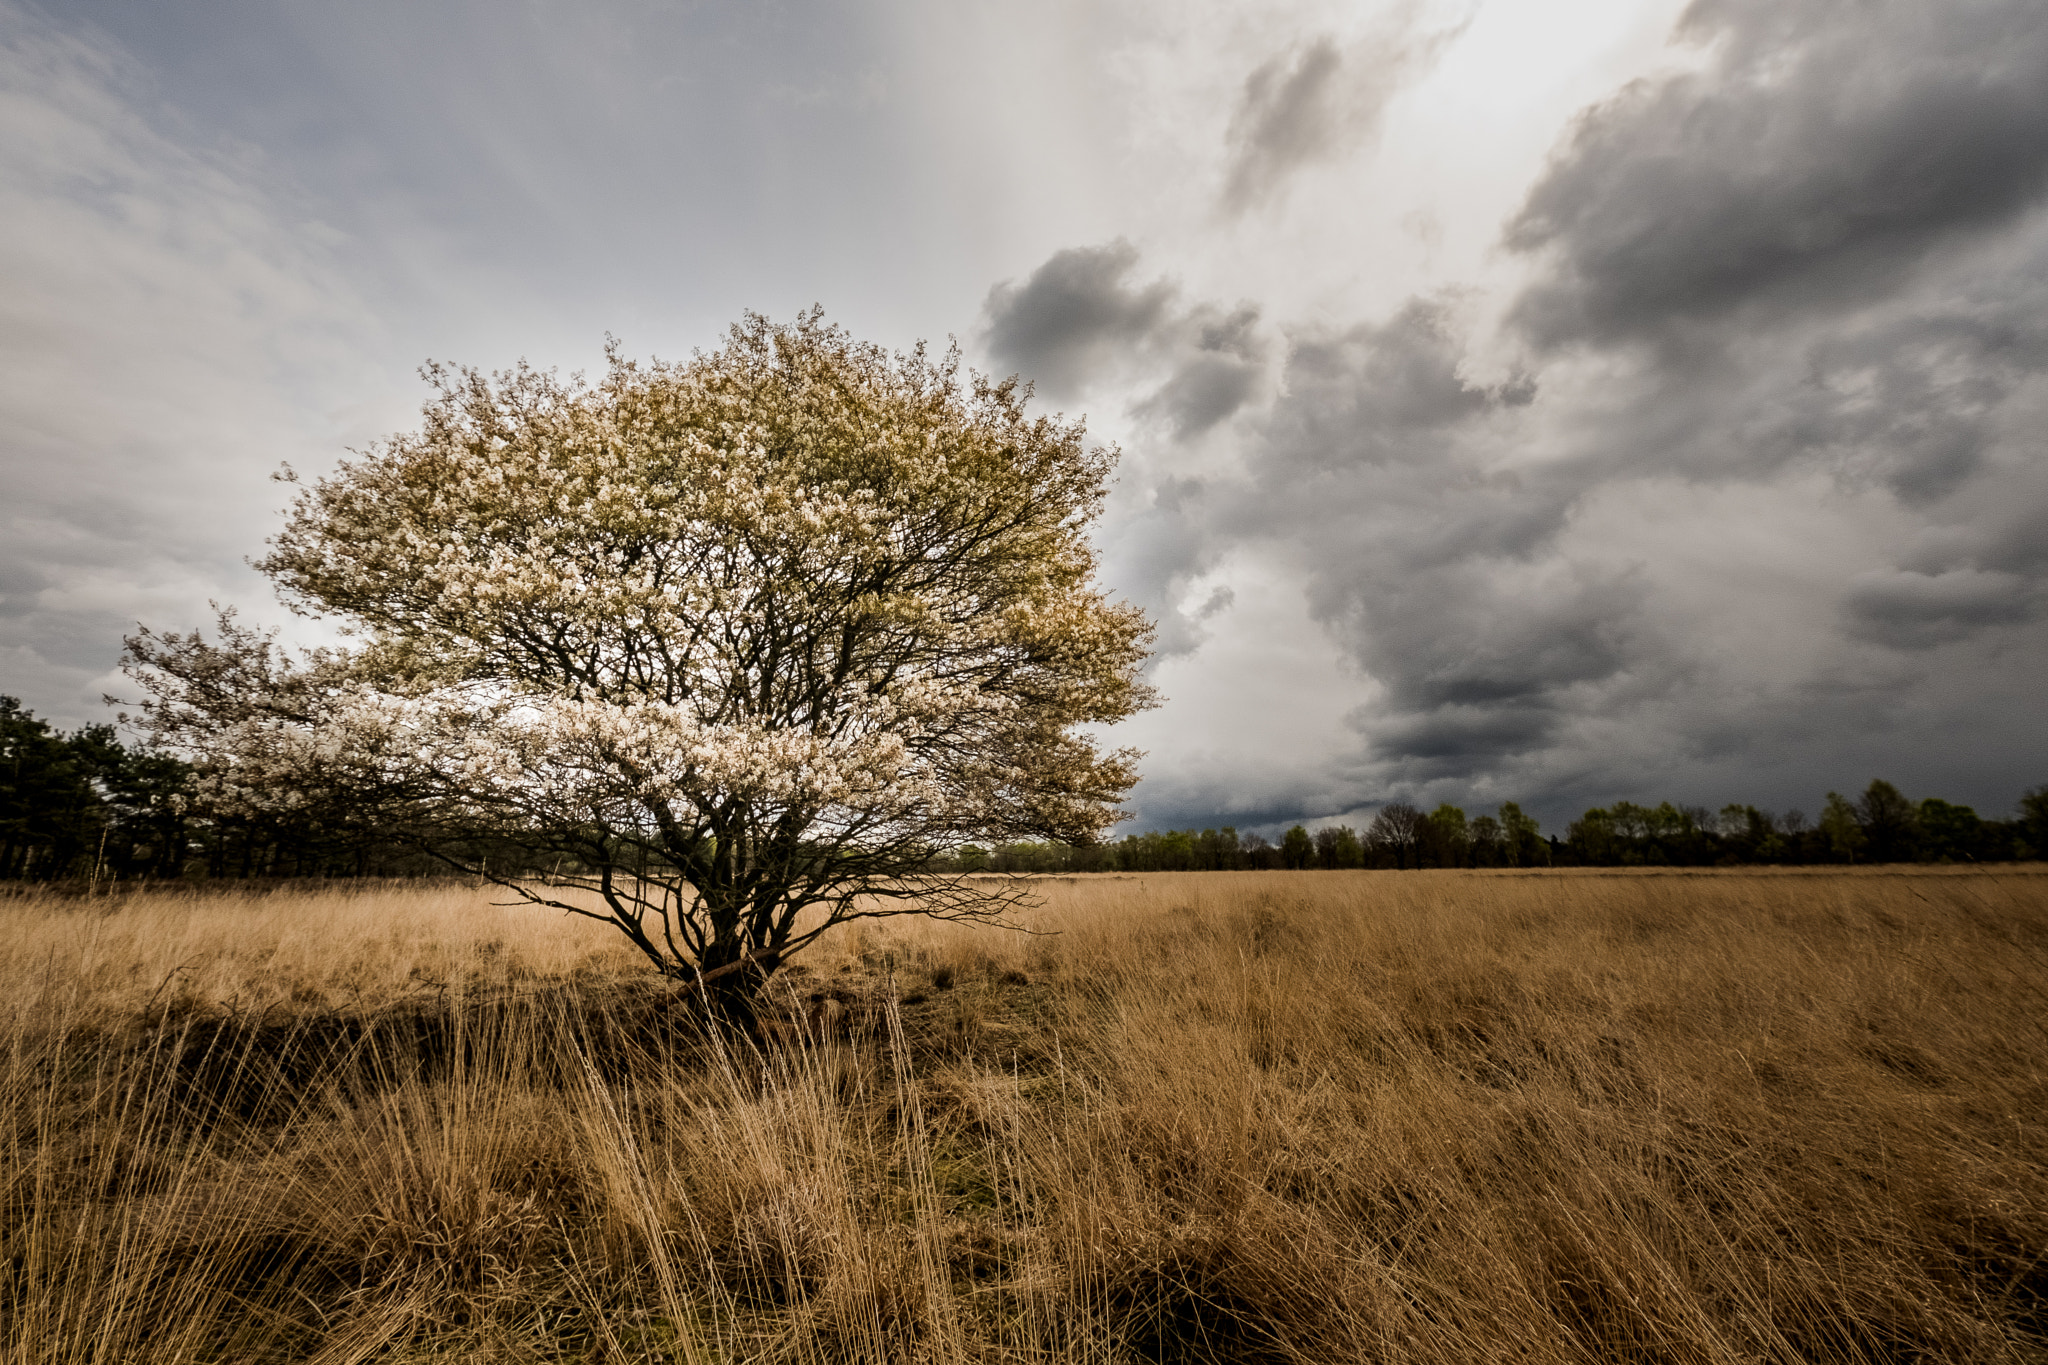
983 246 1283 670
1507 0 2048 347
1843 569 2040 649
1484 0 2048 662
1087 0 2048 829
1259 0 2048 814
1132 305 1265 439
982 241 1273 430
1360 704 1559 766
1262 300 1512 473
1212 298 1669 788
1786 296 2048 502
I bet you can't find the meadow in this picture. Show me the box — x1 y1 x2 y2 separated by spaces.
4 866 2045 1363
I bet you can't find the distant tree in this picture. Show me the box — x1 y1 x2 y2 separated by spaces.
77 723 195 879
1336 825 1364 868
1854 780 1919 863
1312 826 1336 868
1 697 98 879
1916 798 1983 862
1641 803 1691 863
125 313 1156 1017
1499 802 1547 866
1421 804 1471 868
1240 832 1281 870
2019 786 2048 860
1313 824 1363 869
1197 826 1242 870
1717 804 1782 862
1367 803 1424 869
1820 792 1867 863
1468 814 1504 866
1573 801 1721 865
0 698 201 881
1280 824 1314 869
1607 802 1650 844
1567 808 1619 865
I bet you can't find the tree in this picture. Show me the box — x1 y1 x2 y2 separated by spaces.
1197 826 1242 870
1421 804 1470 868
1566 808 1618 864
1280 824 1314 869
1 697 101 879
1314 824 1362 869
2022 785 2048 860
1854 779 1918 863
1240 832 1280 870
1468 814 1504 865
1499 802 1547 866
125 312 1156 1015
1916 798 1983 863
1367 803 1424 869
0 698 200 882
1820 792 1866 863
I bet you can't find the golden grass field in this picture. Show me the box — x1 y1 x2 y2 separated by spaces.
5 867 2046 1364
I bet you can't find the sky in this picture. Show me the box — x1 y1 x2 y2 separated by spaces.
3 0 2045 834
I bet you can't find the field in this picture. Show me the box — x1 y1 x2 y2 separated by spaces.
4 868 2046 1364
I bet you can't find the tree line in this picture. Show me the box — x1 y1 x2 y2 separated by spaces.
8 693 2045 883
936 781 2048 874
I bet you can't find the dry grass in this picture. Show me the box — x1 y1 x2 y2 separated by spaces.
3 867 2046 1363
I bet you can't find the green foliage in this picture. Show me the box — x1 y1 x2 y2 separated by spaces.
1281 824 1314 869
0 697 195 881
1314 824 1364 869
2018 785 2048 859
1422 805 1470 867
1821 792 1869 863
1500 802 1549 867
1555 780 2036 868
1915 799 1984 862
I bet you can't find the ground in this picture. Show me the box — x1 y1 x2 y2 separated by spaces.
4 867 2046 1363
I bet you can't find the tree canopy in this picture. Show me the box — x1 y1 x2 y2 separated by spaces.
127 312 1156 1007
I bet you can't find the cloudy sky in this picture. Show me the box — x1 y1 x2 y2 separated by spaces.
4 0 2045 832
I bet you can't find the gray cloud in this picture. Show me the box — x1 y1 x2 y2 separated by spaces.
1219 14 1461 215
982 241 1274 436
1844 568 2040 649
1080 0 2048 828
1507 0 2048 347
1132 305 1266 439
1221 37 1346 213
981 241 1176 400
1262 300 1507 473
1207 298 1673 792
982 251 1281 670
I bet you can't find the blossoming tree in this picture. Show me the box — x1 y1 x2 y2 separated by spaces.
126 312 1155 1011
